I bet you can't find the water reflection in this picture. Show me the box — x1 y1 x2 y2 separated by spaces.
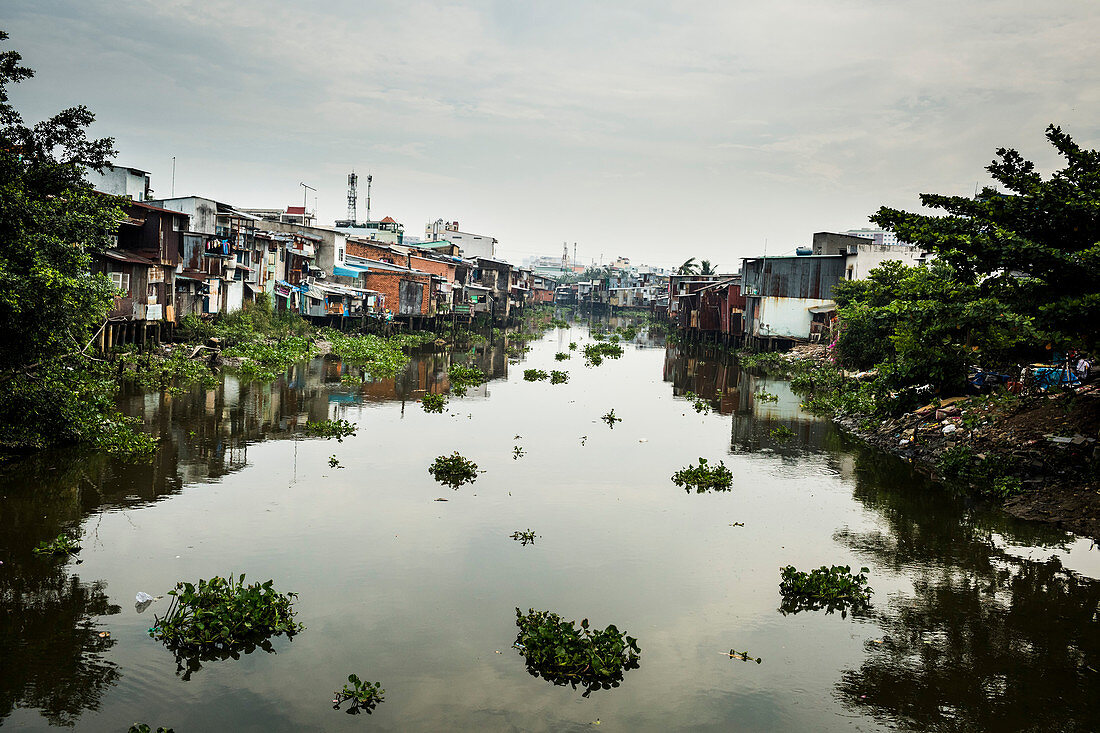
0 457 122 726
834 447 1100 731
1 321 1097 731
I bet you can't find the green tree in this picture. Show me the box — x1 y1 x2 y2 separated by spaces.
698 259 717 275
676 257 698 275
833 260 1034 391
0 31 150 455
873 125 1100 351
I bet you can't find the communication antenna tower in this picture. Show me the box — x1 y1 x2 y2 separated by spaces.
365 174 373 222
562 242 568 273
346 172 358 224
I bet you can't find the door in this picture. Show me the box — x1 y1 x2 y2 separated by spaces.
399 279 424 315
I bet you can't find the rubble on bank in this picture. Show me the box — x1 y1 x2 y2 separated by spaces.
764 346 1100 539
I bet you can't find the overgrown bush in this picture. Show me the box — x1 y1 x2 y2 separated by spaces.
514 608 640 697
937 445 1027 500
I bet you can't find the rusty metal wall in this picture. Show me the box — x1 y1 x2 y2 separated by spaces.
741 256 845 300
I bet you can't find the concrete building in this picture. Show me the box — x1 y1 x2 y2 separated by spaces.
85 164 151 201
238 206 316 227
843 227 903 247
812 231 931 280
334 216 404 244
425 219 497 259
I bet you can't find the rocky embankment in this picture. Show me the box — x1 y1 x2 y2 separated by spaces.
781 345 1100 539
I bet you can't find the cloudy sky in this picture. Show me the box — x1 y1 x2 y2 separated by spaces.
6 1 1099 269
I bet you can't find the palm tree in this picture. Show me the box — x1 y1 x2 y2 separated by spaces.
677 257 698 275
699 260 717 275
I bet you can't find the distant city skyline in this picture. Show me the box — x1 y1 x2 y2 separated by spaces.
6 1 1098 271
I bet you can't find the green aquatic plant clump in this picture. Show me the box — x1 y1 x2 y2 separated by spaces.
616 325 639 341
223 336 318 382
584 342 624 366
514 608 640 697
428 451 480 488
128 725 174 733
550 370 569 384
333 674 385 715
449 364 488 396
671 457 733 493
770 425 796 441
121 349 218 393
302 419 358 442
683 390 710 413
523 369 550 381
778 565 873 617
601 409 621 427
324 330 418 379
554 352 571 361
510 529 538 545
32 532 81 557
421 393 447 413
149 574 303 657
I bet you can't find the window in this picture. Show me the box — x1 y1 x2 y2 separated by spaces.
172 217 181 231
109 271 130 295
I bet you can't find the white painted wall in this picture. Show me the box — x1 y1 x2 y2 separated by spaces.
226 281 244 313
85 165 148 200
752 296 833 339
844 244 928 280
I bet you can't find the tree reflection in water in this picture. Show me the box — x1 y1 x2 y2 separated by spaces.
0 572 121 726
834 448 1100 731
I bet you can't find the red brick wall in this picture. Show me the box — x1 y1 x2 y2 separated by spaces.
347 240 400 264
364 270 432 315
409 254 455 281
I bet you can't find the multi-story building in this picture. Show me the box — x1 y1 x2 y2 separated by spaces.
842 227 903 247
425 219 497 259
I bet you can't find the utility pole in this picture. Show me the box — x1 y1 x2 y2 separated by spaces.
171 156 176 198
299 182 315 217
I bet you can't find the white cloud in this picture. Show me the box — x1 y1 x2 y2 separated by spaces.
6 0 1100 266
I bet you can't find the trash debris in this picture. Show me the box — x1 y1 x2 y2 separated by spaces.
135 591 160 613
434 498 449 502
98 631 110 638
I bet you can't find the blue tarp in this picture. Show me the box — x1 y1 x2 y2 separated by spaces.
334 264 369 278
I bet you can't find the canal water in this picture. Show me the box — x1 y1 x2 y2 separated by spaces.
2 315 1098 731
